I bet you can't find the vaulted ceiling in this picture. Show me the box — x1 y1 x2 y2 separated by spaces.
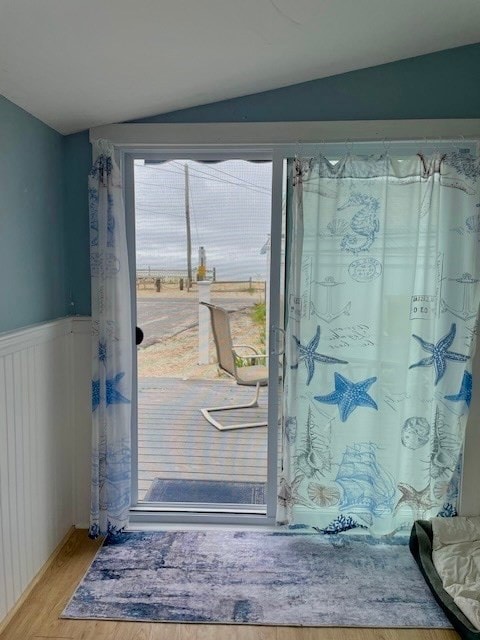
1 0 480 134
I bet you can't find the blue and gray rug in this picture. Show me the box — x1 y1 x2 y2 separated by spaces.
62 531 450 627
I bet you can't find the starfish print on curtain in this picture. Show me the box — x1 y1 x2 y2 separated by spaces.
394 483 436 518
409 323 469 385
92 373 130 412
291 326 348 385
444 371 472 408
314 373 378 422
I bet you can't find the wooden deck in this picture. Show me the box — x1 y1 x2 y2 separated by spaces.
137 377 268 500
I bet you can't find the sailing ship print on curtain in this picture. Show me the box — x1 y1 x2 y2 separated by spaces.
279 151 480 535
89 140 132 538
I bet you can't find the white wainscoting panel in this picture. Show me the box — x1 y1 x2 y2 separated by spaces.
71 317 92 529
0 317 89 625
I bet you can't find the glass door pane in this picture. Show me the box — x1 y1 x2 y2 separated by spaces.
132 156 274 513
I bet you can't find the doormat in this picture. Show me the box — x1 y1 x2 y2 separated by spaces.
143 478 266 504
62 531 451 627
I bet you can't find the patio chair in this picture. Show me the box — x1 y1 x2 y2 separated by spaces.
200 302 268 431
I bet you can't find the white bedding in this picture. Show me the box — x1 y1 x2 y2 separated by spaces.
432 516 480 630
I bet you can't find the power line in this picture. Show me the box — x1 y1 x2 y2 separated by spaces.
206 163 271 191
166 163 268 194
175 160 271 193
186 166 270 195
135 204 185 218
142 162 270 196
134 178 186 192
171 160 270 195
135 171 187 184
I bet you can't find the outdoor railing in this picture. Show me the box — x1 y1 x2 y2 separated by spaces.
136 272 265 294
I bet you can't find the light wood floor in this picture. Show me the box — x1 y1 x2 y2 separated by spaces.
0 529 459 640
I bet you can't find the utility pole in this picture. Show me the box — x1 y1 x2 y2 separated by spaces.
184 163 192 291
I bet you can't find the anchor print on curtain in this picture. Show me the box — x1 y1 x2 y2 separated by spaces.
279 151 480 535
89 140 132 538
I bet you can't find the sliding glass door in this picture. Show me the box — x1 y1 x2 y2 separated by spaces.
124 149 285 523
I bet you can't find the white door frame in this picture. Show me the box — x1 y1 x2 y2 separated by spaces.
94 118 480 522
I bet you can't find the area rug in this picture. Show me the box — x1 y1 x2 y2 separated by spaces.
62 531 451 627
144 478 266 504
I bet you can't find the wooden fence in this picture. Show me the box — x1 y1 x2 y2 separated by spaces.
136 270 264 294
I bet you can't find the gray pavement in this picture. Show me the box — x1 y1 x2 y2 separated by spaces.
137 296 257 346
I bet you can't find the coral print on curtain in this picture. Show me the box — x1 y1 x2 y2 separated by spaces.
89 140 132 538
279 151 480 535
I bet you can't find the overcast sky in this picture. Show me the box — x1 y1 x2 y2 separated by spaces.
134 159 272 281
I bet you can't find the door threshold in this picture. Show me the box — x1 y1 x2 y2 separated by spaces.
133 502 266 513
129 507 274 526
127 521 280 532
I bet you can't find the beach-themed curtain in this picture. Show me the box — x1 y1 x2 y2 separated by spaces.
89 140 132 538
278 151 480 536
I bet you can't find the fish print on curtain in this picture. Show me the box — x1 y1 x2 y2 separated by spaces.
279 151 480 535
89 140 132 538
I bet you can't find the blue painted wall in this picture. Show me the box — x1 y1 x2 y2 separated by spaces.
64 43 480 315
139 43 480 124
63 130 91 317
0 96 67 332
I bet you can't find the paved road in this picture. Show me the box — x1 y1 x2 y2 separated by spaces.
137 296 257 346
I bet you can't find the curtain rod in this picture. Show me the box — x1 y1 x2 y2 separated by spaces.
286 140 479 150
89 120 480 147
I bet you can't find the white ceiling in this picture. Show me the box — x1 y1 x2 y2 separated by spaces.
1 0 479 135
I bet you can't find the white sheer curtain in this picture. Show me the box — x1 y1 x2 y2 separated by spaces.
279 151 480 535
89 140 132 538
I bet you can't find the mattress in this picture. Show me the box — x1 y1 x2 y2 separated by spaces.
432 517 480 631
410 519 480 640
